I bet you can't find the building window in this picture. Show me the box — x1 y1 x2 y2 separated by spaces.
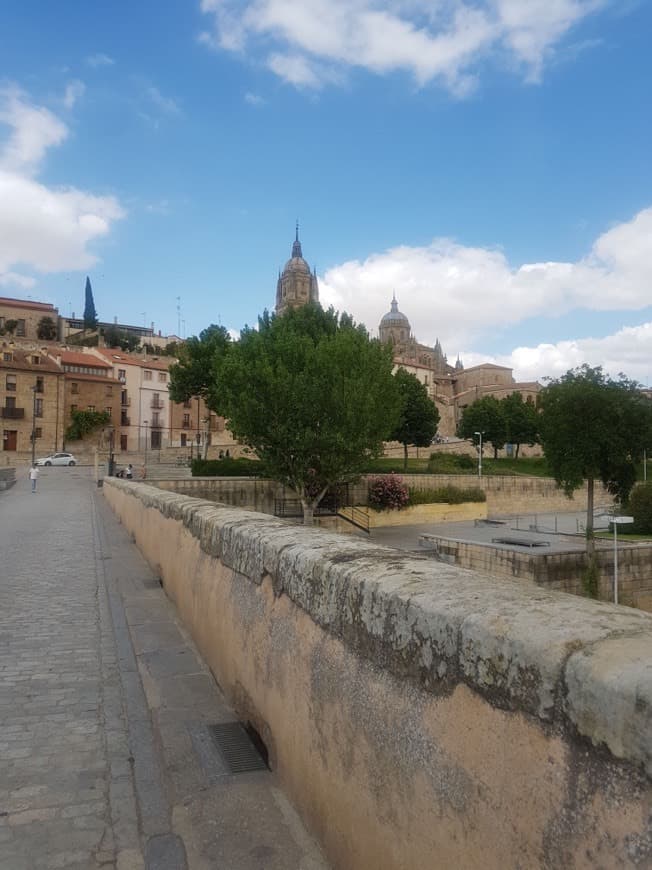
182 413 190 427
87 405 95 412
158 372 166 382
118 369 126 381
105 407 112 418
16 320 25 336
34 427 42 439
5 374 16 391
183 400 191 409
32 356 40 365
35 377 44 393
143 370 152 381
106 386 113 397
71 382 79 394
120 433 128 451
180 433 187 447
6 396 16 409
35 398 43 417
3 352 12 362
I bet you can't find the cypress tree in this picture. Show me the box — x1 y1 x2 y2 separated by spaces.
83 276 98 330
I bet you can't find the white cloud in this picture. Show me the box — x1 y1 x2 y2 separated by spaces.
0 271 36 289
63 80 86 109
0 87 125 286
0 86 68 174
462 322 652 384
244 91 265 105
319 206 652 375
200 0 608 91
146 86 181 115
86 53 115 68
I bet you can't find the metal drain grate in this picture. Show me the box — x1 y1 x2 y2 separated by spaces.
209 722 269 774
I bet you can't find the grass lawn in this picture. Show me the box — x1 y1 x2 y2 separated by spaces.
595 531 652 542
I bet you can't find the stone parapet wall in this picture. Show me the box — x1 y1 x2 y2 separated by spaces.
104 479 652 870
429 536 652 610
0 467 16 489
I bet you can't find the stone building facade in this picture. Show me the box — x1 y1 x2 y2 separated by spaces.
0 297 60 342
57 351 122 438
1 343 65 457
377 296 540 437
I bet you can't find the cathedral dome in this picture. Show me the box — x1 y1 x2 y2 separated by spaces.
380 295 410 328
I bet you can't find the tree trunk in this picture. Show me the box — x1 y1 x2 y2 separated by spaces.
403 442 408 471
301 500 315 526
493 445 498 459
586 476 595 556
515 443 520 459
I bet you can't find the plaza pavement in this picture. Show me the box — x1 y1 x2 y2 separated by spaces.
0 466 328 870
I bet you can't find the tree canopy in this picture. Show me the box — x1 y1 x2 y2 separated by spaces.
83 276 98 330
214 305 400 524
389 368 440 469
168 324 231 410
539 365 652 551
37 316 57 341
456 396 507 458
502 392 540 457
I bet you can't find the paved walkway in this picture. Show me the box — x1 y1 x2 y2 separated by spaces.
0 467 328 870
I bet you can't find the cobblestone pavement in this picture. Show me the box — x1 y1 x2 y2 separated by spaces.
0 467 328 870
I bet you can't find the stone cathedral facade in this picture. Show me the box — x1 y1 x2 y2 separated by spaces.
274 230 539 438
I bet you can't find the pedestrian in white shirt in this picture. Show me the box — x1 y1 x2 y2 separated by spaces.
29 465 39 493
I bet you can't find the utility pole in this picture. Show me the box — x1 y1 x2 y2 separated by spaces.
30 385 37 466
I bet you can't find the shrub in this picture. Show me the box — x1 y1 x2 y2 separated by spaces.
191 457 266 477
427 452 476 473
408 486 486 506
629 483 652 534
368 474 410 511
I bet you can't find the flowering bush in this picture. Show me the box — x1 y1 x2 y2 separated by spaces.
368 474 410 511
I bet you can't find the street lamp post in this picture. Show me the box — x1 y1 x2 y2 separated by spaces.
610 515 634 605
474 431 483 479
143 421 149 467
30 385 37 467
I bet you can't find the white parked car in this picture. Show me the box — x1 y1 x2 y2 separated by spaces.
35 452 77 467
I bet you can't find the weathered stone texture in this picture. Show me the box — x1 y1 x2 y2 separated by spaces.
104 479 652 869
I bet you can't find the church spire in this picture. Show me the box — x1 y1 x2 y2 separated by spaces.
292 220 302 258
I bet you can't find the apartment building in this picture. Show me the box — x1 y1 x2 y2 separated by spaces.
56 351 123 439
0 343 65 456
90 349 174 452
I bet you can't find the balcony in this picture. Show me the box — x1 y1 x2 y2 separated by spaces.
181 421 191 429
151 421 163 429
1 407 25 419
151 400 164 410
120 416 130 426
121 397 131 407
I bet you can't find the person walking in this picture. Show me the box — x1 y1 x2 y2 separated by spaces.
29 464 39 493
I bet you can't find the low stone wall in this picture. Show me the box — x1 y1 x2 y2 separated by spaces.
427 536 652 611
0 467 16 490
153 473 607 519
104 479 652 870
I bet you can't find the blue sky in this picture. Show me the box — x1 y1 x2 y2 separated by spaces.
1 0 651 382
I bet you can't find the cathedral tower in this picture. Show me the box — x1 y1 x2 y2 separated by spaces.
275 224 319 315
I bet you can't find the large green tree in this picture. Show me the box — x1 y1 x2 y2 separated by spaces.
502 392 540 458
83 276 98 330
214 305 400 524
390 368 440 470
457 396 507 458
539 365 652 553
169 324 231 410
